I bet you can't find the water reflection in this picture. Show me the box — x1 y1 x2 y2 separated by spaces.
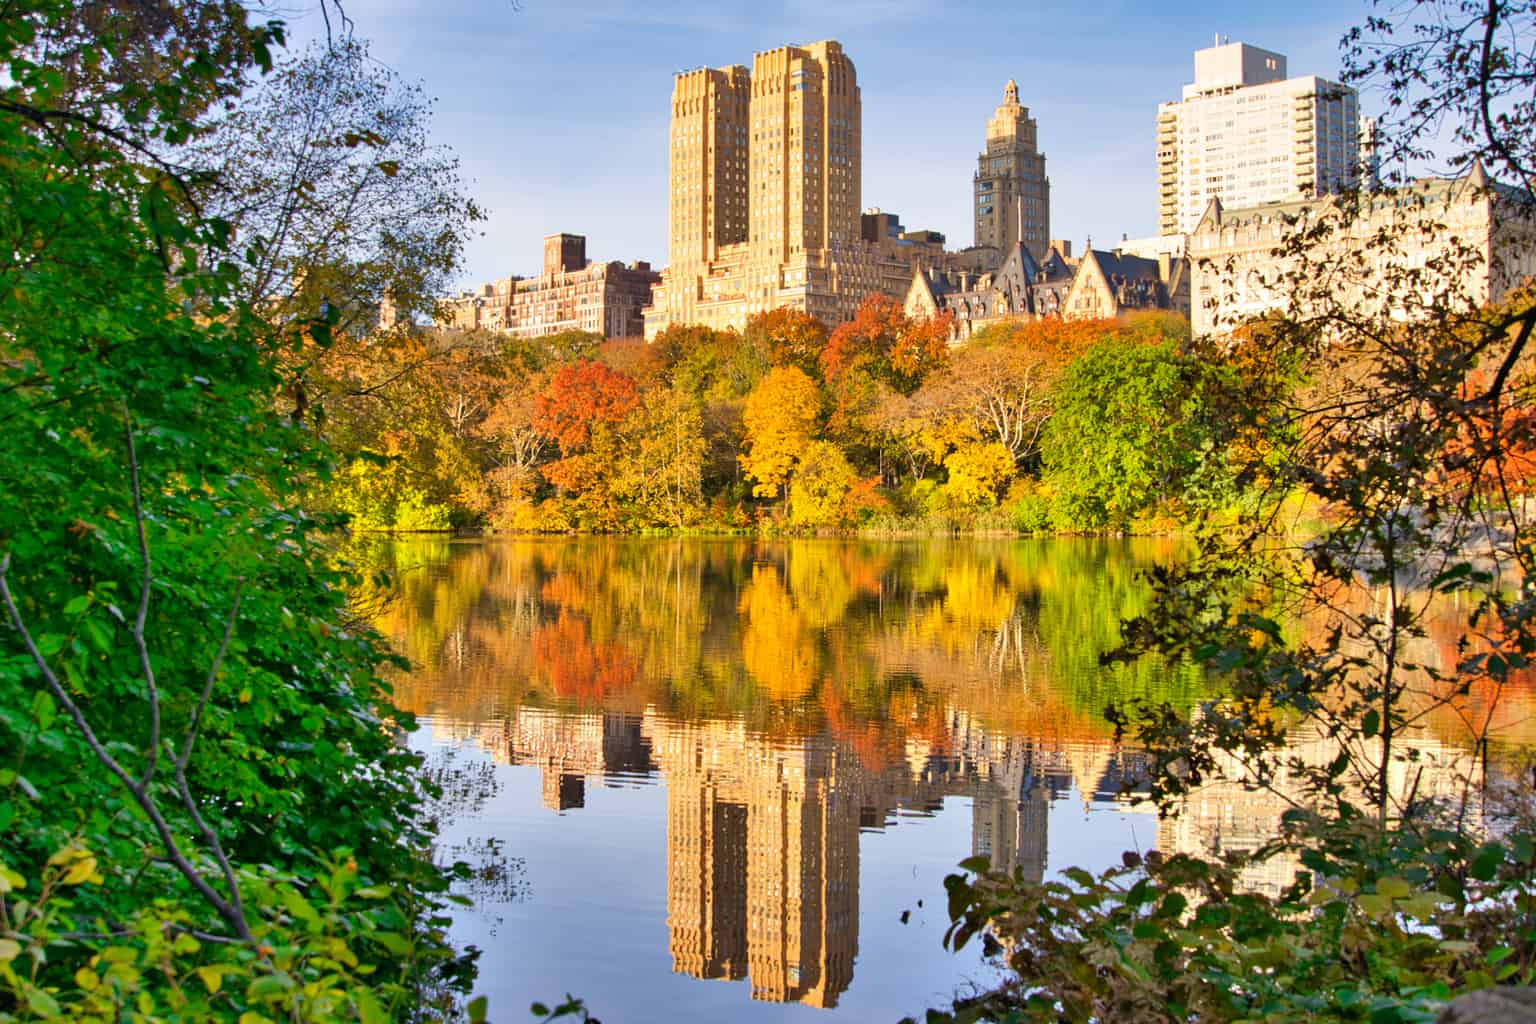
365 538 1529 1020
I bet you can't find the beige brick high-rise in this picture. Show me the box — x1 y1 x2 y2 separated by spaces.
648 42 951 337
668 64 750 278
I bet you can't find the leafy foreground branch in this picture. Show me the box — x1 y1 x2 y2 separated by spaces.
923 819 1535 1024
0 1 479 1020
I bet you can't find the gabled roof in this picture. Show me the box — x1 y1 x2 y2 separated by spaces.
1088 249 1164 284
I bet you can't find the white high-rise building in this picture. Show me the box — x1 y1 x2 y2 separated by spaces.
1156 41 1370 236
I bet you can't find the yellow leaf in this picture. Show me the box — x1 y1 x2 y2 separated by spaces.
62 854 98 886
196 965 224 994
1377 877 1411 899
0 938 19 962
74 967 99 991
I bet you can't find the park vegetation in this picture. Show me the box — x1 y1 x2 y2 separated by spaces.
0 2 485 1021
317 301 1277 536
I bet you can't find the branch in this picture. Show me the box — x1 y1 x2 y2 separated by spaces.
123 406 161 789
172 584 250 934
0 554 252 941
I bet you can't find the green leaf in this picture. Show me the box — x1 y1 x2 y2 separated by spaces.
31 690 55 731
355 987 387 1024
372 931 411 956
1469 843 1505 882
62 594 89 616
246 972 295 1001
24 984 61 1018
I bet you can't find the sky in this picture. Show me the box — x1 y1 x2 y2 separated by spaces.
283 0 1373 289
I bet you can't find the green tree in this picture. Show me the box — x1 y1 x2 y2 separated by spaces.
0 3 471 1017
1040 336 1220 528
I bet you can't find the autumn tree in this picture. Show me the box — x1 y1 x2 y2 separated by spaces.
741 366 822 499
940 441 1016 508
606 383 707 528
533 359 641 457
821 293 952 392
790 441 859 527
745 306 828 376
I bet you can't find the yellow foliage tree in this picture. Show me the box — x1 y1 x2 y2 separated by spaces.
942 441 1016 507
789 441 857 527
740 365 821 498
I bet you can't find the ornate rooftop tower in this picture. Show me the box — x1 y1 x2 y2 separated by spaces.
974 79 1050 262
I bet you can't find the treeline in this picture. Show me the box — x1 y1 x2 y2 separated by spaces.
318 298 1292 534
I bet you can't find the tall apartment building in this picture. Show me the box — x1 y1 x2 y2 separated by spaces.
647 41 956 337
1156 41 1368 236
437 232 659 339
974 79 1050 261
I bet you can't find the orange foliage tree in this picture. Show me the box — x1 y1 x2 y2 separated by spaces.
822 294 953 392
745 307 828 376
533 359 641 456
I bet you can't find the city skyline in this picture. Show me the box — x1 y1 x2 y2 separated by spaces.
288 0 1368 287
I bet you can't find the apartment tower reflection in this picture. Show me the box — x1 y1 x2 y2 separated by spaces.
498 707 1077 1008
654 718 858 1007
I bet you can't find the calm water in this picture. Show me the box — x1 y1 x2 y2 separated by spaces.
367 538 1525 1022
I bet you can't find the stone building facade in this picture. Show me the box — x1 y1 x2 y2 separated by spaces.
438 233 659 340
974 80 1050 261
1062 246 1190 321
904 237 1188 340
904 241 1079 341
1186 165 1536 337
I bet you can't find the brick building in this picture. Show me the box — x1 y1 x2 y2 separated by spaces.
438 233 659 340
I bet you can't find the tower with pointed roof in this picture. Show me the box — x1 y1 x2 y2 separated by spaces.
973 79 1050 263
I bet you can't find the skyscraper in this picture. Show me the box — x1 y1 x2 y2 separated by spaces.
973 80 1050 261
1156 41 1368 236
647 41 941 336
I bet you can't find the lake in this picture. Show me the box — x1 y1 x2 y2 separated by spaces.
365 537 1522 1022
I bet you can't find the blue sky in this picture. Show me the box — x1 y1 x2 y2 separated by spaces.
286 0 1371 287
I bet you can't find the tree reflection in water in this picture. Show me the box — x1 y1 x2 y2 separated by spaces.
360 538 1529 1015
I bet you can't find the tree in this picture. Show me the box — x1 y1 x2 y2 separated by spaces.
790 441 858 527
909 316 1107 473
200 37 482 335
0 2 469 1018
941 441 1016 508
822 293 952 392
740 366 821 499
533 359 640 457
745 306 828 377
1040 335 1222 528
607 383 707 529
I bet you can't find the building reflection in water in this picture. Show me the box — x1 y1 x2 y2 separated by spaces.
467 704 1147 1008
382 538 1523 1014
